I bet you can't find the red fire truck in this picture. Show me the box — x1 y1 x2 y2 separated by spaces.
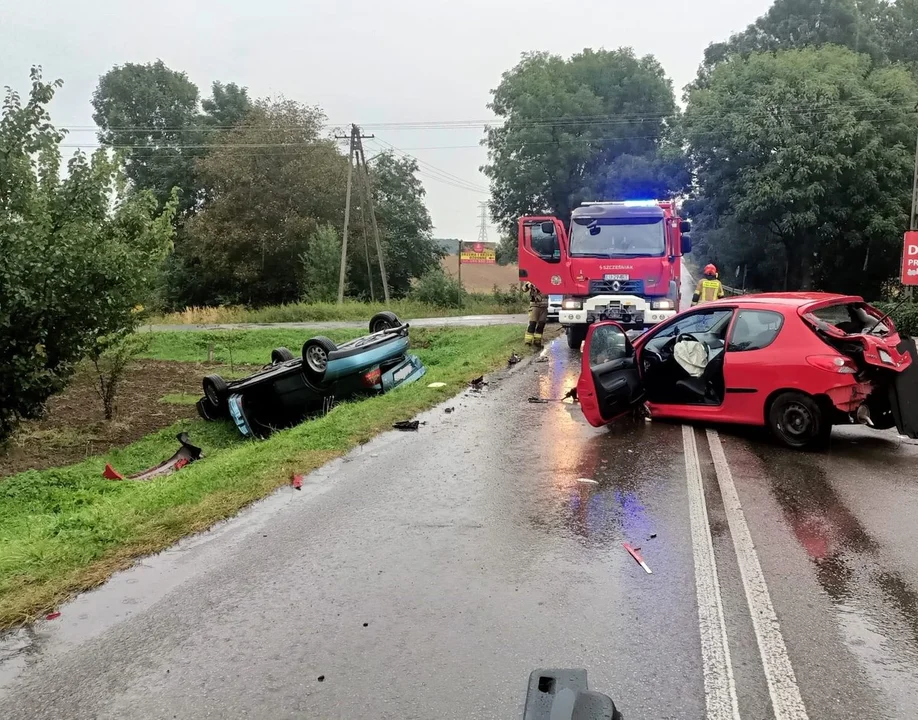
517 200 692 349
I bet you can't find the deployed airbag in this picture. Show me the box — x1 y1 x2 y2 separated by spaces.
674 339 709 378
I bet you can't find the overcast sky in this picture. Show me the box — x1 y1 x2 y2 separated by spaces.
2 0 772 240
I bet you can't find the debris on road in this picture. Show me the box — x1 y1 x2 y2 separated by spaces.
393 420 421 431
563 387 578 402
291 474 304 490
45 611 61 620
649 533 657 540
427 382 447 388
103 432 203 481
444 407 455 413
623 543 653 574
469 376 488 389
508 352 522 366
536 355 549 363
528 397 550 404
576 478 598 485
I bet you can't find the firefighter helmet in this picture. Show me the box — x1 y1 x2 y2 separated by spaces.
704 263 717 276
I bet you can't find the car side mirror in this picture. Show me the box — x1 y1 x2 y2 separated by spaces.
540 221 555 235
680 220 691 233
681 233 692 254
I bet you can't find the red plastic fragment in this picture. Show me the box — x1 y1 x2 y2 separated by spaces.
46 611 61 620
102 464 125 481
291 474 304 490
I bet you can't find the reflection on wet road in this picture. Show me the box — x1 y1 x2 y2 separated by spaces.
2 335 918 720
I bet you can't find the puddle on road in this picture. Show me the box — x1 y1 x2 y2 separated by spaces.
751 445 918 718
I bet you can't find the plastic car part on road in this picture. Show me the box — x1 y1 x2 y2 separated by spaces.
103 433 203 481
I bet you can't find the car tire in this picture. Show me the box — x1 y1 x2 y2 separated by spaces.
203 374 229 410
302 336 338 383
196 396 221 421
369 311 401 334
271 346 295 364
768 391 830 450
567 325 587 350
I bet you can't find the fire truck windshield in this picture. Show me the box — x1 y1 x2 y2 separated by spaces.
569 217 665 257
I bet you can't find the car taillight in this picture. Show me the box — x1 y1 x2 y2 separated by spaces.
361 368 382 387
806 355 857 374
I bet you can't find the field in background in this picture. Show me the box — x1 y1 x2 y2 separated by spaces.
150 295 526 326
440 255 519 292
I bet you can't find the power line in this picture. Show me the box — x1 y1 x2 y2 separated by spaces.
55 97 914 134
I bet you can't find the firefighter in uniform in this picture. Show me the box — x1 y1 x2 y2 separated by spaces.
692 264 725 305
523 282 549 347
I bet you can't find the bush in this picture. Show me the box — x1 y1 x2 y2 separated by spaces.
88 334 151 420
0 70 175 439
411 268 466 307
875 301 918 338
491 283 527 309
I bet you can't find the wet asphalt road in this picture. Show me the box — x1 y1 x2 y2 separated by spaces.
3 337 918 719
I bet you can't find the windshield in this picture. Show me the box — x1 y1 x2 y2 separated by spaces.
569 218 665 257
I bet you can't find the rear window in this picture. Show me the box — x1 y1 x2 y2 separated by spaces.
804 302 892 337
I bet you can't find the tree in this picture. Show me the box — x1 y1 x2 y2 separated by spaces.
92 60 202 216
201 82 252 129
181 98 347 307
1 69 176 439
302 224 341 302
483 48 689 234
696 0 918 86
682 46 918 296
362 152 443 298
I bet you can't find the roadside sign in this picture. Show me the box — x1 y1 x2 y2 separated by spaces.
459 241 496 265
902 231 918 285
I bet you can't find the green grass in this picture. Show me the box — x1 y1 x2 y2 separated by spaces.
159 393 199 406
0 325 525 629
148 295 527 326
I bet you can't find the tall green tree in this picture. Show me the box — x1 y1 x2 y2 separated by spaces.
697 0 918 85
92 60 202 215
181 99 347 306
201 81 252 128
1 69 176 438
683 45 918 296
483 48 689 233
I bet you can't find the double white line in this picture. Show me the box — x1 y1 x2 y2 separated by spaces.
683 426 810 720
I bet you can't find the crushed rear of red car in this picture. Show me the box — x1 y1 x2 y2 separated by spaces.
798 296 918 437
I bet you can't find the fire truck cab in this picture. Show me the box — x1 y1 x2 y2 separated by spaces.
518 200 692 349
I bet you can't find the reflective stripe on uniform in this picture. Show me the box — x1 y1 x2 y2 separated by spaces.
700 280 722 302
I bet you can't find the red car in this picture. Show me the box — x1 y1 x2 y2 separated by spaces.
576 293 918 449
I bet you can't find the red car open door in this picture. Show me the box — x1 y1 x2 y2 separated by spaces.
577 322 646 427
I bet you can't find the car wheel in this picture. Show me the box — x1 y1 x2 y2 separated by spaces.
369 311 401 334
768 391 830 450
271 346 295 364
203 374 229 410
567 325 587 350
302 336 337 382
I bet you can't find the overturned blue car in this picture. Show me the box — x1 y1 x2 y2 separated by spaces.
196 312 426 438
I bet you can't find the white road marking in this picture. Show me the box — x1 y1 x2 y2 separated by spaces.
706 429 810 720
682 425 741 720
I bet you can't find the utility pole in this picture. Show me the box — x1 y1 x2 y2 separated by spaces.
354 130 390 303
334 126 358 304
908 119 918 299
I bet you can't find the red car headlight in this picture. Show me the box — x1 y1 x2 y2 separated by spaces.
805 355 857 374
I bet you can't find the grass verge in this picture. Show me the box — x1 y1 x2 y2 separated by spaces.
0 325 526 629
149 295 526 326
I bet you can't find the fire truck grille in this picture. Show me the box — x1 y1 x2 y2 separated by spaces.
589 279 645 295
